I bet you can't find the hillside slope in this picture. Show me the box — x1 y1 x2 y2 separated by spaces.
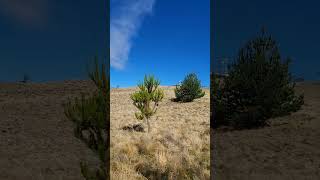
0 81 99 180
212 82 320 180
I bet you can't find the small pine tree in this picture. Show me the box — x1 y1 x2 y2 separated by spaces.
175 73 205 102
131 75 164 133
64 58 109 179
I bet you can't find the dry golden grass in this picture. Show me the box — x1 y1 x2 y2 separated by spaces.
111 86 210 179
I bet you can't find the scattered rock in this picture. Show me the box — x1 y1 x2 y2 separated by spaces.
122 123 145 132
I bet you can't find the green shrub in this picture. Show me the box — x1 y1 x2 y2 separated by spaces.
64 58 109 179
131 75 164 133
211 73 228 128
211 30 304 129
175 73 205 102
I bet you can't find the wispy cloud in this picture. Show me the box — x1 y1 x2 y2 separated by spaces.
0 0 49 26
111 0 155 70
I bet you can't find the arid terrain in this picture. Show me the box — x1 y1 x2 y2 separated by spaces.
212 82 320 180
111 86 210 179
0 81 99 180
3 80 317 179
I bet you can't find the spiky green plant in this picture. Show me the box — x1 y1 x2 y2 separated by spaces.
131 75 164 133
175 73 205 102
64 58 109 180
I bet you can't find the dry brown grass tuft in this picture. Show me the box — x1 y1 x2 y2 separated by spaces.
111 86 210 179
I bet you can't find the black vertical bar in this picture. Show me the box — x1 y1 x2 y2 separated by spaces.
106 0 110 179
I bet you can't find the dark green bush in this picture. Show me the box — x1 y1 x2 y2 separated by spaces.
175 73 205 102
64 59 109 180
211 30 304 129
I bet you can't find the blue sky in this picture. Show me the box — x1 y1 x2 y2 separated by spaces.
213 0 320 81
2 1 319 83
110 0 210 87
0 0 107 82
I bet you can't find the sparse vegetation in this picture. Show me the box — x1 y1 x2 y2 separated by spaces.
212 30 304 129
111 86 210 180
130 75 164 133
64 59 109 180
133 134 210 180
174 73 205 102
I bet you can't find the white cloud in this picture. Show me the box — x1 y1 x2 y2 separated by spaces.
111 0 155 70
